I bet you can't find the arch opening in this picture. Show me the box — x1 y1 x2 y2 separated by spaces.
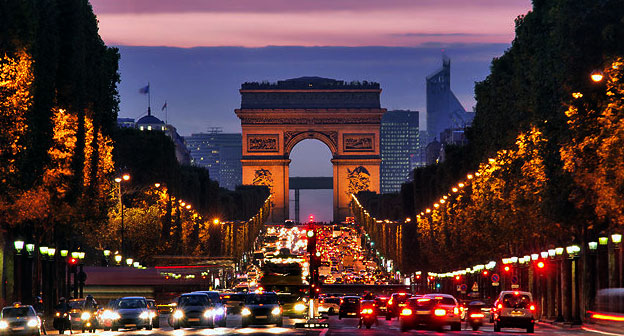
288 139 333 223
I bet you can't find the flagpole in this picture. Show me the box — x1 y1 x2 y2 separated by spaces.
147 82 151 114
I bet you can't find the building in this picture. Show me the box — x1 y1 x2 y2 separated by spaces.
380 110 421 194
426 57 474 143
184 130 242 190
116 110 192 165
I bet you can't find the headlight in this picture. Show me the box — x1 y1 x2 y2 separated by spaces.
271 307 281 315
241 308 251 316
203 309 213 318
173 310 184 319
27 319 39 328
139 311 150 319
0 321 8 329
149 312 156 318
215 308 224 316
81 312 91 320
294 303 306 312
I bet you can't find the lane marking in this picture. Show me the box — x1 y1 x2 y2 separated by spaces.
582 325 624 336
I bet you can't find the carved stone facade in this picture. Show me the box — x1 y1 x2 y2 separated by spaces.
236 77 385 222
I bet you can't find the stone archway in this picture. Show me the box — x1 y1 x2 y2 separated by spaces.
236 77 386 223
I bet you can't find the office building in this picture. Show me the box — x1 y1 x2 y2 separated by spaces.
380 110 421 194
426 57 474 143
184 130 242 190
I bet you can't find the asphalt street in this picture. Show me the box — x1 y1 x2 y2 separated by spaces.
44 314 597 336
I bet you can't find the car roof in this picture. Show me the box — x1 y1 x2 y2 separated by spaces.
181 293 209 296
499 291 532 296
120 296 146 300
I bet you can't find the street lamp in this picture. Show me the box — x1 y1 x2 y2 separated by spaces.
588 241 598 251
14 240 24 255
60 249 68 257
599 236 609 246
39 246 49 256
25 243 35 256
114 254 122 265
115 173 131 256
103 249 111 257
126 258 133 266
47 248 56 258
591 70 604 82
612 234 622 245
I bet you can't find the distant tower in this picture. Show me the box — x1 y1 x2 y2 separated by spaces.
426 57 472 143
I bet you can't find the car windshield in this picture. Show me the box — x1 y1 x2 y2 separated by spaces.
392 294 411 303
203 293 221 303
502 294 531 308
2 307 34 318
179 295 210 306
343 298 359 305
277 295 300 304
69 301 84 309
118 299 146 309
246 294 278 304
325 298 340 304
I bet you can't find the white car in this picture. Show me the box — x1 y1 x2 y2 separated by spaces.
492 290 536 333
318 297 340 315
0 304 41 336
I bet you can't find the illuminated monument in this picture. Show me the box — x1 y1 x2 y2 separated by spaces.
236 77 386 222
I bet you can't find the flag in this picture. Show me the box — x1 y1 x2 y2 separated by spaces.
139 84 150 94
161 101 167 111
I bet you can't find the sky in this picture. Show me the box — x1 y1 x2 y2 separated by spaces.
90 0 533 222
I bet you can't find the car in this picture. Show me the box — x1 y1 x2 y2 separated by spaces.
386 292 412 320
373 296 389 316
319 297 340 315
241 292 282 327
399 294 461 332
192 291 226 327
338 296 360 319
111 297 153 331
220 293 246 314
277 293 307 318
492 290 536 333
169 293 214 329
0 304 41 336
146 299 159 328
96 299 120 331
67 299 85 329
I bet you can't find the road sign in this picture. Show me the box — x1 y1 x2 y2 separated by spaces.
472 282 479 292
491 273 500 282
511 284 520 289
492 282 500 287
511 276 519 284
460 284 468 292
457 285 461 292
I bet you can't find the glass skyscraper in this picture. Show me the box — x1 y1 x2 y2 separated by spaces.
381 110 421 194
184 131 242 190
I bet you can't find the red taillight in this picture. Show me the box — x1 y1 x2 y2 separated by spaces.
470 313 485 318
361 308 373 314
400 308 412 316
497 304 502 309
530 305 536 311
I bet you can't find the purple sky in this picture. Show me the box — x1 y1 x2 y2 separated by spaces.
90 1 532 222
91 0 530 47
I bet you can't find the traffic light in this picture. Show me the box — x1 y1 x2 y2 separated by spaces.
504 265 511 272
537 261 545 269
69 258 77 265
307 229 316 254
482 270 489 276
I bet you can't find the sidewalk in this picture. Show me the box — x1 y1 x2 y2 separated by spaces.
537 319 624 336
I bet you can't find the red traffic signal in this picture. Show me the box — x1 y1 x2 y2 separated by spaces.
69 258 78 265
455 275 461 281
504 266 511 272
482 270 489 276
537 261 545 269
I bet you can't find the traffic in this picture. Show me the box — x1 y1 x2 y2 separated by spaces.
0 221 593 335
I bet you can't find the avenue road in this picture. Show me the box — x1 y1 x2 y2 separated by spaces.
45 314 596 336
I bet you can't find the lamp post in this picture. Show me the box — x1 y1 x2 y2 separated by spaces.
612 234 622 287
13 240 24 302
115 174 131 257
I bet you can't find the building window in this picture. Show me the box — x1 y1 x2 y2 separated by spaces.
147 125 152 131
